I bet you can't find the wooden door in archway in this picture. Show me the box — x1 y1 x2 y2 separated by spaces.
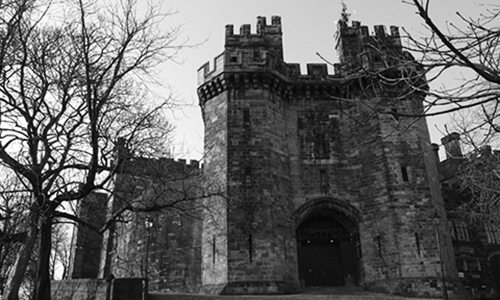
297 216 348 287
299 239 344 286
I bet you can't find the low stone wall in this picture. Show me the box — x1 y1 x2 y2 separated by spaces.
52 278 145 300
111 278 145 300
52 279 108 300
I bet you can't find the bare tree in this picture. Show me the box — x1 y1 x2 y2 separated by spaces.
0 173 33 296
101 156 212 292
50 223 71 280
449 147 500 227
0 0 185 299
330 1 499 141
400 1 500 136
398 1 500 231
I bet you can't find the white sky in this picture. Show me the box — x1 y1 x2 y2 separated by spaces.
154 0 494 161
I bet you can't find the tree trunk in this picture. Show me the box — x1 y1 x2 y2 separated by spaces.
3 209 40 300
34 216 53 300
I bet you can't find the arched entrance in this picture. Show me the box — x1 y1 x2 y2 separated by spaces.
295 198 360 288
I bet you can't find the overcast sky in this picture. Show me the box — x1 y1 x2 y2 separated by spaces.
154 0 494 160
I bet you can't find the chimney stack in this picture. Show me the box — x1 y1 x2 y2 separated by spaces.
441 132 462 159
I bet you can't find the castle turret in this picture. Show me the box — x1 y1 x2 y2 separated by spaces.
335 17 405 76
441 132 463 159
199 15 299 294
225 16 283 60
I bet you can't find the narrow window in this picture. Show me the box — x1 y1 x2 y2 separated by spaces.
212 236 216 264
401 166 409 182
244 166 252 185
375 235 382 257
415 232 421 256
314 133 330 159
319 169 329 194
255 73 263 84
456 259 467 272
169 233 177 249
253 50 260 61
243 109 250 123
244 166 252 176
307 142 315 159
449 220 456 240
165 231 171 250
485 223 499 243
451 220 470 241
248 234 253 263
283 238 287 262
467 260 481 272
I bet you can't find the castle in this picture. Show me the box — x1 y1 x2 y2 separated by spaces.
195 15 461 297
68 14 500 299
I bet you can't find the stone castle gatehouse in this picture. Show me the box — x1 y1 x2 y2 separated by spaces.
195 15 462 298
70 15 471 299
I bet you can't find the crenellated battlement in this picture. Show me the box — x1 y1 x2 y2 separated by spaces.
225 15 282 37
197 16 285 87
128 157 200 169
198 16 412 92
337 20 402 49
224 16 283 57
198 15 420 105
197 54 340 86
115 138 201 173
336 20 406 75
197 52 225 86
225 16 284 60
117 155 202 179
197 58 345 103
197 62 346 105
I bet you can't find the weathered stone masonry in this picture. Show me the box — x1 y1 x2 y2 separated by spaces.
197 16 466 298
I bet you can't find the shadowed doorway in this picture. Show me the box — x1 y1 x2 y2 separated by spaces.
297 215 358 287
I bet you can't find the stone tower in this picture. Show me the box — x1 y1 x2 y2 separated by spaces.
198 15 465 298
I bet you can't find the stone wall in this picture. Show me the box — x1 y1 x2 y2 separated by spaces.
52 279 108 300
201 91 229 293
52 278 145 300
222 88 298 294
69 193 108 279
281 82 458 297
103 158 203 293
440 143 500 299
